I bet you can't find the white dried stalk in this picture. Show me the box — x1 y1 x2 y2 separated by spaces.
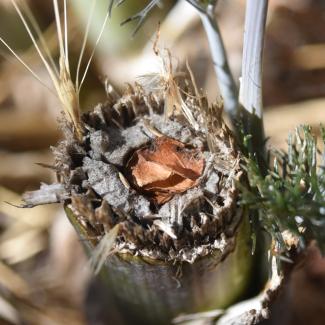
238 0 269 168
239 0 269 119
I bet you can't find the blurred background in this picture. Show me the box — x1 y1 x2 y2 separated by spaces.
0 0 325 324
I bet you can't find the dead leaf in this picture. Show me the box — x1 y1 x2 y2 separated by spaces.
127 137 204 204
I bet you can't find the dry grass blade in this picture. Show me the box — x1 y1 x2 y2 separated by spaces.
0 261 31 298
78 1 112 91
5 0 82 139
89 224 120 274
2 0 111 141
75 0 96 91
0 34 55 95
19 1 59 76
137 49 199 129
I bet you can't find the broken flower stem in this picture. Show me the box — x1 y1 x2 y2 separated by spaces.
97 214 253 325
50 81 254 324
199 4 239 127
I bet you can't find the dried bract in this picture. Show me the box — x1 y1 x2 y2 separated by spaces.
127 136 204 204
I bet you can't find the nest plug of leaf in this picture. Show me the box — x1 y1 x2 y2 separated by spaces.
24 70 242 263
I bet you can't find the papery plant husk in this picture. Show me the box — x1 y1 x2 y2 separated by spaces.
23 63 253 324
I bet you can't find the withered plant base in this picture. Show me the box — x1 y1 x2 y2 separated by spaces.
24 80 242 264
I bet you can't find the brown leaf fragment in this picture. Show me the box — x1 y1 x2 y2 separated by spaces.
132 156 173 187
127 137 204 204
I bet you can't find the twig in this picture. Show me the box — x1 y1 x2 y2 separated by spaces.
120 0 161 36
199 4 238 123
185 1 238 126
185 0 206 13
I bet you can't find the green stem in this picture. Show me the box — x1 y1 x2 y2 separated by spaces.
65 206 253 324
98 212 253 324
